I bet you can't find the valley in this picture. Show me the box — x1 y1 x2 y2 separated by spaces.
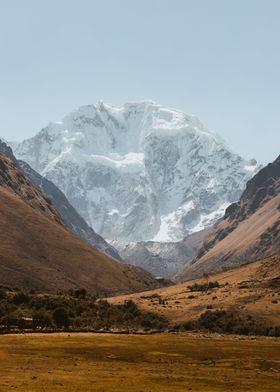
1 3 279 391
0 115 279 391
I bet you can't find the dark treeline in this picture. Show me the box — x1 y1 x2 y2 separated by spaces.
0 286 168 333
1 285 279 337
174 310 280 337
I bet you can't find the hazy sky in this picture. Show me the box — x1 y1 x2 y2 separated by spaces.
0 0 279 163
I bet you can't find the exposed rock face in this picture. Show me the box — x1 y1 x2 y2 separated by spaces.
0 139 15 161
176 155 280 281
0 139 122 261
111 229 211 278
14 101 259 242
0 149 160 294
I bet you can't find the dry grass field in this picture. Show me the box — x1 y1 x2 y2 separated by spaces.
108 255 280 327
0 332 279 392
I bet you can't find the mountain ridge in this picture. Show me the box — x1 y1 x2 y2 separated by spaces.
0 139 122 261
175 154 280 281
0 149 159 294
14 101 259 243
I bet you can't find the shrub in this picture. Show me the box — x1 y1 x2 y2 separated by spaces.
180 310 280 336
0 289 6 299
12 292 30 305
124 300 139 315
73 289 87 299
187 281 220 292
32 310 53 329
52 308 70 328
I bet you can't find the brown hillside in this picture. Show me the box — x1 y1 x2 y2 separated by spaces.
0 151 63 225
109 255 280 327
0 152 159 295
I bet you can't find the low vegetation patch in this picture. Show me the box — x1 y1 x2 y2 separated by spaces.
178 310 280 337
187 281 220 292
0 286 168 333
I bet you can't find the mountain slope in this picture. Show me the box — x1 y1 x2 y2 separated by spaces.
18 160 122 261
0 151 159 294
0 139 122 261
111 229 211 278
109 255 280 327
0 148 63 226
14 101 258 242
176 155 280 281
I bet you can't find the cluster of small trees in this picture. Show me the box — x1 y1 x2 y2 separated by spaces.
178 310 280 337
0 286 168 332
187 281 220 292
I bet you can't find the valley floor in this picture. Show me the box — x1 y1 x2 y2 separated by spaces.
0 332 279 391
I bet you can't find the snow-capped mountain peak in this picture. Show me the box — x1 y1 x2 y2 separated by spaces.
14 101 259 242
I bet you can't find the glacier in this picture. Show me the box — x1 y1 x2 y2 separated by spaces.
14 101 259 242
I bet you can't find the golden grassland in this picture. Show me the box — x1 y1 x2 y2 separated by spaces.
0 332 279 391
108 255 280 326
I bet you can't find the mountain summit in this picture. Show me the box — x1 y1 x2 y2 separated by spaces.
15 101 259 242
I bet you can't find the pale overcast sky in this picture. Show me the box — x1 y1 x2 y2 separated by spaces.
0 0 279 163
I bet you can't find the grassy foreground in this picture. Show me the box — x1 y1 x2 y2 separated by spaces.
0 333 279 391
